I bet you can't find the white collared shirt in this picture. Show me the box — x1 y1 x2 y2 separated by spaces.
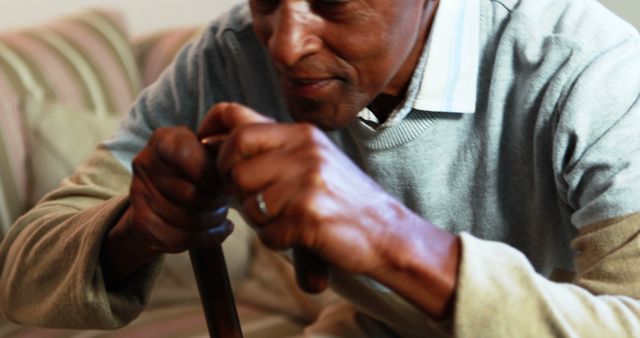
358 0 480 127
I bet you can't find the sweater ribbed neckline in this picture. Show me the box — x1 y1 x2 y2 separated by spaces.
346 110 440 150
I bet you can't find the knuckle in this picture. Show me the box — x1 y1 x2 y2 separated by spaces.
224 129 243 155
150 127 170 141
153 126 194 160
234 125 254 149
303 164 328 191
306 149 326 174
175 183 198 202
229 163 250 190
307 170 326 190
297 123 320 141
293 191 325 226
132 149 152 173
232 124 249 141
226 102 244 113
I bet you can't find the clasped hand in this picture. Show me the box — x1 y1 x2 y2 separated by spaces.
125 102 406 277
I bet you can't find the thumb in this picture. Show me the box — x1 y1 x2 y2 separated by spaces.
197 102 274 139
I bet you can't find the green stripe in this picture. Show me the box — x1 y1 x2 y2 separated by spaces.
25 32 94 110
73 15 140 106
0 40 37 99
0 133 23 226
47 25 117 114
84 10 142 96
2 38 57 102
0 53 27 96
31 29 110 114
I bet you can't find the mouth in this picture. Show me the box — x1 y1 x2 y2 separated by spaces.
281 76 342 100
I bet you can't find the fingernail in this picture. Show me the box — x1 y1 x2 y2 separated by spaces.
201 134 228 146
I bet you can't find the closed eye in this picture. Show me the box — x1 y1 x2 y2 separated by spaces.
250 0 280 14
312 0 352 18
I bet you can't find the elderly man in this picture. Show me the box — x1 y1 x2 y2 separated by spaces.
1 0 639 336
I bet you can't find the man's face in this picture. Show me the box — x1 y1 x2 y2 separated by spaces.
250 0 431 130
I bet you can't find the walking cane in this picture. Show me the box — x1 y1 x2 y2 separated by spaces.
190 136 330 338
190 135 243 338
190 246 243 338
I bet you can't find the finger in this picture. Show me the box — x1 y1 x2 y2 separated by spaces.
240 173 311 225
255 217 299 250
243 191 275 225
192 219 235 250
153 173 229 210
197 102 274 139
150 127 219 188
218 123 316 176
254 188 336 252
130 187 234 253
228 146 314 196
133 150 226 210
130 190 201 253
132 165 229 232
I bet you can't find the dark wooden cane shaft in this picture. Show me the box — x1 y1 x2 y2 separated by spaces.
190 245 243 338
293 247 329 294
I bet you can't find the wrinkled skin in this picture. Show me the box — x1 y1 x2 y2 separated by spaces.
204 103 397 275
127 127 231 254
101 122 235 285
250 0 435 129
206 102 459 319
207 103 453 276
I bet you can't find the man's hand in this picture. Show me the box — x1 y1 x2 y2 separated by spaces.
128 126 232 253
208 104 390 275
209 102 460 319
101 125 232 287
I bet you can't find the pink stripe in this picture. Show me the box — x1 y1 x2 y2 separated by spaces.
142 29 197 86
3 34 85 111
51 20 136 114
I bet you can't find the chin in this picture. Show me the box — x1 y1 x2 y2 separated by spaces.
286 95 362 131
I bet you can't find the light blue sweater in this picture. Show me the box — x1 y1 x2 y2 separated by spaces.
111 0 640 270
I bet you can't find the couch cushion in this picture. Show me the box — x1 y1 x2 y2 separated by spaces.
0 9 142 233
27 101 122 205
134 27 201 87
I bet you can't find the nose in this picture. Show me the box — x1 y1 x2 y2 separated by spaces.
267 1 321 68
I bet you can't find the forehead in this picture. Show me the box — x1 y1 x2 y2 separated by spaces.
247 0 411 13
248 0 424 22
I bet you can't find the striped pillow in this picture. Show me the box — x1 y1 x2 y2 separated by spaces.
0 9 142 234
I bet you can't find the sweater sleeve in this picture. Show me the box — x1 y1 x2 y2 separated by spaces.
453 24 640 338
454 213 640 337
0 147 164 329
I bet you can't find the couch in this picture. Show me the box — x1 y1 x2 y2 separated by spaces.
0 8 333 337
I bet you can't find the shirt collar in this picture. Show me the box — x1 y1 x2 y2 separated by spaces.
416 0 480 114
358 0 480 126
